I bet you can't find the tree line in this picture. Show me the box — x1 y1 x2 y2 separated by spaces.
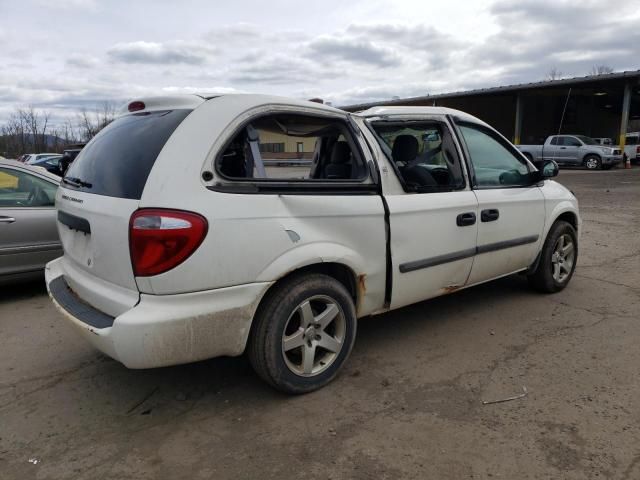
545 64 615 81
0 101 117 159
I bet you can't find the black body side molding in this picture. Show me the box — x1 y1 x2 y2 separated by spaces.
399 235 539 274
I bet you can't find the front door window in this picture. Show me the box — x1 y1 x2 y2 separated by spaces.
458 124 532 188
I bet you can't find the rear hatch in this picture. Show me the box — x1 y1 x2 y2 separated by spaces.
56 108 193 315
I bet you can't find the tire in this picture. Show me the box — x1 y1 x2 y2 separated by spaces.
248 273 357 394
527 220 578 293
584 154 601 170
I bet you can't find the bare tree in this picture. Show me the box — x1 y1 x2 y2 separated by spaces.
545 67 564 81
78 101 117 141
1 111 29 156
17 106 51 153
589 65 614 76
1 102 113 157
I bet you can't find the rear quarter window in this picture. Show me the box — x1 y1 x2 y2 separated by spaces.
64 109 191 199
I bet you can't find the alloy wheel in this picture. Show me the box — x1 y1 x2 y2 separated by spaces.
585 157 599 169
281 295 346 377
551 233 575 283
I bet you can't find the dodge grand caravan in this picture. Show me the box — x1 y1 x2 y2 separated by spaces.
46 94 580 393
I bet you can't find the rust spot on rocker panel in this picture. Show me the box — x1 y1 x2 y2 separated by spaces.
356 274 367 315
442 285 462 294
357 274 367 295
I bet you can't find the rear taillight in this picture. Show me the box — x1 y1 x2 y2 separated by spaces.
636 146 640 154
129 209 208 277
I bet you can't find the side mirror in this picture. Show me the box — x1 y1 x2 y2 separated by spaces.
541 159 559 178
530 159 558 183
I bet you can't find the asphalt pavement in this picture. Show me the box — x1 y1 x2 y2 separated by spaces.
1 167 639 479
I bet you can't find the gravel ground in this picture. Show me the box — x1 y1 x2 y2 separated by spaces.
1 167 639 479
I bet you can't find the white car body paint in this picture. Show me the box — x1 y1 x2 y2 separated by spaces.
45 94 580 369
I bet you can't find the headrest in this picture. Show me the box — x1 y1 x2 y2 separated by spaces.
392 135 419 163
330 141 351 164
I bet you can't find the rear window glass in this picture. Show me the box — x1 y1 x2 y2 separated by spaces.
63 109 191 199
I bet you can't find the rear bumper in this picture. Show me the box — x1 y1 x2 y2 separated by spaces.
45 258 272 368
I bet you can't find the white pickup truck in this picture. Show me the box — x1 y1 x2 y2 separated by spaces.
517 135 623 170
45 95 580 393
623 132 640 164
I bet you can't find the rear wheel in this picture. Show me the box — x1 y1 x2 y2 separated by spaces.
584 155 601 170
528 220 577 293
248 273 357 394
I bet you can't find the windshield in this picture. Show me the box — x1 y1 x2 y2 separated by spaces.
63 109 191 199
575 135 598 145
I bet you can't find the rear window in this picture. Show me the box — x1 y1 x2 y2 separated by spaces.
63 109 191 199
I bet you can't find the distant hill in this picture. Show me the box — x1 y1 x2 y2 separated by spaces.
0 133 70 154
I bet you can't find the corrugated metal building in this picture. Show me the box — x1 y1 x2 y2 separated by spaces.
343 70 640 151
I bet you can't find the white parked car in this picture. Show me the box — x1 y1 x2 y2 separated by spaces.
46 95 580 393
23 153 61 164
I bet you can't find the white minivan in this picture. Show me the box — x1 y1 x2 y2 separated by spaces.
46 95 580 393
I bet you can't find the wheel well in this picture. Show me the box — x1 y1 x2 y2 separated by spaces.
556 212 578 232
583 153 600 162
523 152 533 161
261 262 358 307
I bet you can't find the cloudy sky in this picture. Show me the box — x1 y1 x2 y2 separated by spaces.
1 0 639 124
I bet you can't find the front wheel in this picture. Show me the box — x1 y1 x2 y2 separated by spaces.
528 220 578 293
248 273 357 394
584 155 601 170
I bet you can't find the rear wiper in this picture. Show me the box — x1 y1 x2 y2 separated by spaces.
63 176 93 188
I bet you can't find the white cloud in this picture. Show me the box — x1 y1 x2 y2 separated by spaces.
0 0 638 123
66 54 100 69
36 0 97 10
108 41 217 65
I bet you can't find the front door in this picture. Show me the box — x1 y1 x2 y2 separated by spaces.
0 167 60 278
455 122 545 285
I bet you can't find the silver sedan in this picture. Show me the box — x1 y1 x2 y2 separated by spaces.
0 160 61 284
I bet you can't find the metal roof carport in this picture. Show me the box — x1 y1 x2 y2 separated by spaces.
343 70 640 160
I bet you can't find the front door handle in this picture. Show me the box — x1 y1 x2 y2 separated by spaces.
0 216 16 224
456 212 476 227
481 209 500 222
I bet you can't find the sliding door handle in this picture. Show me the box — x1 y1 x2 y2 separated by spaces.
456 212 476 227
481 209 500 222
0 216 16 224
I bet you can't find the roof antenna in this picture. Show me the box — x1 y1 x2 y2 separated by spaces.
557 87 572 135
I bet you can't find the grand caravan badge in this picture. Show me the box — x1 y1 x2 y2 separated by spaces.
61 194 84 204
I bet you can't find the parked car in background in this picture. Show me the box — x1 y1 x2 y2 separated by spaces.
58 145 86 176
29 155 64 176
0 160 61 285
624 132 640 164
46 94 579 393
517 135 623 170
593 137 613 146
24 153 60 165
